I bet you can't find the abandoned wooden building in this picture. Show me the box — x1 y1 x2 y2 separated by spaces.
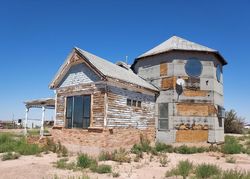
49 36 227 148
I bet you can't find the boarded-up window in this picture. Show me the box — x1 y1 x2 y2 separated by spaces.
160 63 168 76
161 77 176 89
158 103 168 130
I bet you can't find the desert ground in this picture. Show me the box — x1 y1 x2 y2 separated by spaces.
0 129 250 179
0 151 250 179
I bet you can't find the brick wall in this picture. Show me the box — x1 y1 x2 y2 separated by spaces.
51 127 156 151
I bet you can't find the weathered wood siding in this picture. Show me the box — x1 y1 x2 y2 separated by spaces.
58 63 100 88
55 83 105 127
106 85 155 129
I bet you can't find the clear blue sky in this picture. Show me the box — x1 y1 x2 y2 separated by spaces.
0 0 249 122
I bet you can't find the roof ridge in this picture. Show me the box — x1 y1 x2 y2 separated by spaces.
75 47 158 91
137 36 217 59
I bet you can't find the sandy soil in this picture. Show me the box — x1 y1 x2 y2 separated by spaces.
0 152 250 179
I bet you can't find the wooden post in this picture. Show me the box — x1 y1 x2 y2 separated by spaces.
54 90 57 126
24 107 29 135
40 106 45 137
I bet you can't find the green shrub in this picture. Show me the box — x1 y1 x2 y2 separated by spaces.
55 158 68 169
91 164 112 174
131 144 143 154
174 145 207 154
208 145 220 152
195 163 220 178
221 169 250 179
0 133 13 143
165 168 179 178
139 134 152 152
112 148 131 163
98 151 112 161
131 135 152 154
177 160 193 179
222 136 242 154
155 142 174 153
224 110 245 134
165 160 193 178
77 153 97 168
15 140 42 155
0 134 42 155
98 149 130 163
1 152 20 161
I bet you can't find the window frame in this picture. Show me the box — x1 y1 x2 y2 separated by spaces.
127 99 132 106
65 95 91 129
185 58 203 77
216 64 222 82
158 103 169 131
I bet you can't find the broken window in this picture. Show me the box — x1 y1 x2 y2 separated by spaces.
127 99 131 106
185 58 203 77
158 103 168 130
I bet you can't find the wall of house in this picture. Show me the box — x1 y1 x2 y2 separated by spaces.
133 51 224 143
52 56 157 149
55 83 105 127
51 127 155 152
58 63 100 88
106 85 155 129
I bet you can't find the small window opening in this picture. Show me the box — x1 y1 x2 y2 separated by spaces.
137 101 141 108
132 100 137 107
127 99 131 106
158 103 168 130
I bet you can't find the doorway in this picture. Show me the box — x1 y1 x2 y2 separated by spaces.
66 95 91 128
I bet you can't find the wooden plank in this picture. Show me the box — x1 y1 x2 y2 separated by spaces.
177 103 216 117
160 63 168 76
176 130 208 142
183 90 208 97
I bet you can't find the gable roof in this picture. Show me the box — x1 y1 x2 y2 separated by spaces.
135 36 227 65
49 47 158 91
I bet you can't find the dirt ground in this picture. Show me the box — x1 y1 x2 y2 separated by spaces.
0 151 250 179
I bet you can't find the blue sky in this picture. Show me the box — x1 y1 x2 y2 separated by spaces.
0 0 249 122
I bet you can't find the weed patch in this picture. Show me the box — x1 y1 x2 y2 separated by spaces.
1 152 20 161
77 153 97 168
222 136 242 154
90 164 112 174
195 163 220 178
174 145 207 154
155 142 174 153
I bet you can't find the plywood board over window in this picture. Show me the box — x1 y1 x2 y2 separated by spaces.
161 77 176 89
160 63 168 76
